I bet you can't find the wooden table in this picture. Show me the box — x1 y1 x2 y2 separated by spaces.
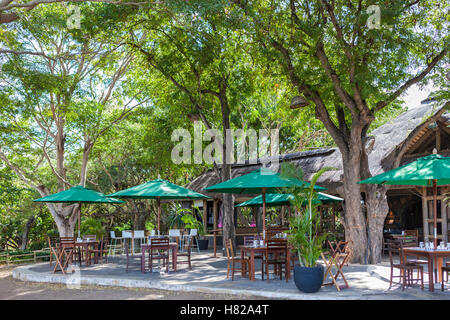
75 241 99 265
141 242 178 273
403 247 450 292
240 245 291 281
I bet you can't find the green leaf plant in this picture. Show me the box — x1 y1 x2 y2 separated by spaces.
281 163 332 268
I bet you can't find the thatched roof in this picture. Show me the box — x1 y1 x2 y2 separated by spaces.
187 102 449 197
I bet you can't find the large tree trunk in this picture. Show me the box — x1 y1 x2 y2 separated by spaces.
219 83 236 252
365 184 389 263
20 215 36 250
340 144 368 264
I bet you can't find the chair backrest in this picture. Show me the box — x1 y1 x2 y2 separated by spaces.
265 239 288 258
244 236 258 246
405 229 418 238
189 229 198 236
150 237 169 250
83 234 97 241
122 230 132 238
387 239 407 265
110 231 116 239
169 229 181 237
47 236 59 249
134 230 145 238
60 237 75 248
400 235 418 247
225 239 234 261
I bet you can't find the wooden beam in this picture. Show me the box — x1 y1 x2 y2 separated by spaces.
213 199 218 230
203 199 208 234
436 129 441 151
422 187 429 242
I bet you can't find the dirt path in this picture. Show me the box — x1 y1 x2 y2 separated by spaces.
0 266 268 300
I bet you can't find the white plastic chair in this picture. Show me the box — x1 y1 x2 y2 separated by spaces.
134 230 146 252
169 229 182 249
189 229 200 253
121 230 132 254
109 231 123 256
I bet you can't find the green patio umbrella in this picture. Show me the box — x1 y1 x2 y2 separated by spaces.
33 185 125 238
204 167 326 235
107 179 210 232
358 153 450 247
235 192 343 208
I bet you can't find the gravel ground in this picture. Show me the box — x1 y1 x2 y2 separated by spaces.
0 266 269 300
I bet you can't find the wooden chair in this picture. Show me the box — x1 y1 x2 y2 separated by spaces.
47 236 60 267
405 230 419 242
442 262 450 291
124 238 143 272
87 236 109 265
83 234 97 241
149 237 170 273
225 239 249 281
264 239 288 282
321 240 352 291
176 236 192 269
58 237 76 274
387 240 424 291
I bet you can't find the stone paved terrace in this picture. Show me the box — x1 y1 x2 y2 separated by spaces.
12 250 450 300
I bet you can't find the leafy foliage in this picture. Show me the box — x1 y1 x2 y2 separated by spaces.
281 163 330 267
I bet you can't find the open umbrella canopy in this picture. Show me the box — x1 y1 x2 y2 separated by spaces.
205 167 326 236
358 154 450 186
204 168 327 194
33 185 125 204
358 153 450 248
108 179 210 200
235 192 343 208
33 185 124 238
107 179 209 233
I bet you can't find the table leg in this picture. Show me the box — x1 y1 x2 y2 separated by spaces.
173 246 177 272
251 251 255 281
437 257 443 283
428 257 434 292
141 249 145 273
94 244 99 264
213 232 217 258
286 249 290 281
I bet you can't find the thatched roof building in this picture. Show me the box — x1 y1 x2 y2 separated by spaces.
186 100 449 243
187 102 450 197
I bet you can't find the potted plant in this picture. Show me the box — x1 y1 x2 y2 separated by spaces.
281 163 331 293
181 208 209 250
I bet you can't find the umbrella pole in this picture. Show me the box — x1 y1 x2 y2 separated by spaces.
262 188 266 240
78 202 81 239
433 179 438 248
157 197 161 234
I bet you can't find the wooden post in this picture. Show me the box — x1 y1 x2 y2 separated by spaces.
281 206 285 226
157 197 161 233
213 199 218 230
422 187 429 242
262 188 266 238
433 180 438 248
442 192 448 245
203 200 208 234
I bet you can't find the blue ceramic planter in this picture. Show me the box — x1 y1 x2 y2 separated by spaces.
293 265 324 293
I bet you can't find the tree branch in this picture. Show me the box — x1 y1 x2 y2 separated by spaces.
374 48 448 112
